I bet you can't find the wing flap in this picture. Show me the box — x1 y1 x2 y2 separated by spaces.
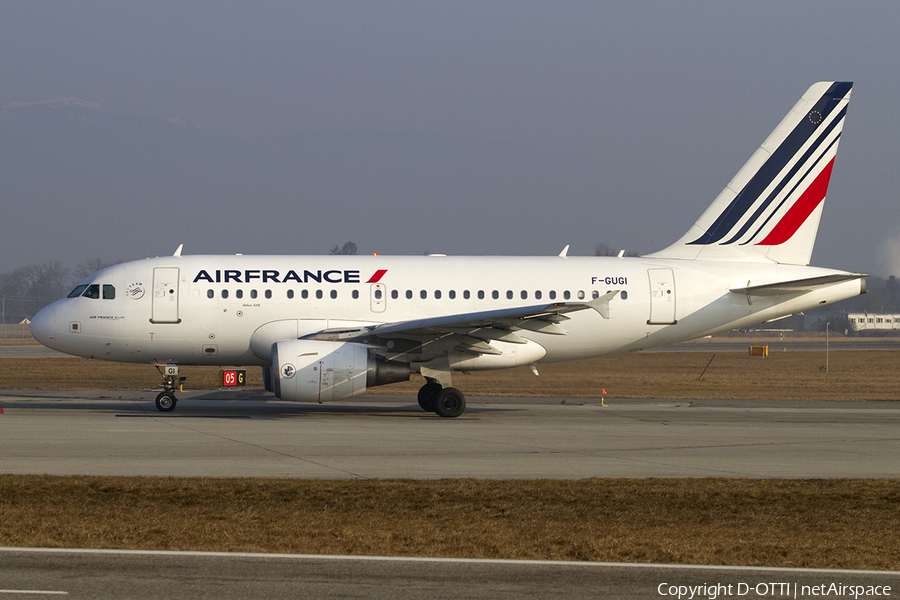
303 301 608 347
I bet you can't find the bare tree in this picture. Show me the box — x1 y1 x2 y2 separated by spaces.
595 242 639 257
75 258 119 281
0 261 69 322
329 241 358 255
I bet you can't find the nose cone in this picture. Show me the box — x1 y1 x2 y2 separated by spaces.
30 304 58 348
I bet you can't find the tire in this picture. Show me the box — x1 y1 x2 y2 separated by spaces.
433 387 466 418
155 392 177 412
417 383 442 412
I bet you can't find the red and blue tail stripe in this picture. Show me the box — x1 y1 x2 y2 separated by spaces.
687 82 851 248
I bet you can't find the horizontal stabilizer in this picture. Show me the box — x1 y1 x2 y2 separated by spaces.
730 273 866 296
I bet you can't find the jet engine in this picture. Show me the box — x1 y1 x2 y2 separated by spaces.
271 339 409 403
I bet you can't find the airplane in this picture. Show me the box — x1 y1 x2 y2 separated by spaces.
31 81 865 417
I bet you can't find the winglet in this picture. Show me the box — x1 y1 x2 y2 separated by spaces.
173 244 184 257
559 245 570 258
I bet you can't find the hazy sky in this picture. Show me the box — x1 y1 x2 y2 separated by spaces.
2 2 899 276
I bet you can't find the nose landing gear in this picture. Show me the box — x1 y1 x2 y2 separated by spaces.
153 362 185 412
155 391 177 412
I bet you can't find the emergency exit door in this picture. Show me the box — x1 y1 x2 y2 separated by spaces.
647 268 677 325
370 283 387 313
151 267 181 324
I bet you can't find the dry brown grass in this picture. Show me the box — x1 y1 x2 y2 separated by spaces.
1 476 898 569
3 348 899 567
2 350 898 401
388 350 900 401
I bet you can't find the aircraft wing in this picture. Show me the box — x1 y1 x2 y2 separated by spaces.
303 292 620 358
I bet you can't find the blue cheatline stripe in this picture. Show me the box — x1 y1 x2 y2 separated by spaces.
688 82 852 246
740 132 841 245
726 109 845 245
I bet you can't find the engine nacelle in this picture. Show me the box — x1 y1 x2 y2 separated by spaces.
272 339 409 403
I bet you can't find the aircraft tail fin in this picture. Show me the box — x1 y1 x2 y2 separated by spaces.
646 82 852 265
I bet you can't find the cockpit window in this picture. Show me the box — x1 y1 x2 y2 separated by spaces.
103 285 116 300
68 285 89 298
82 284 101 299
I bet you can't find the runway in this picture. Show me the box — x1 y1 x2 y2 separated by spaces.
3 392 899 596
2 390 899 478
2 548 898 600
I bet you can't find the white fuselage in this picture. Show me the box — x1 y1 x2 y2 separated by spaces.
26 82 866 417
31 253 863 369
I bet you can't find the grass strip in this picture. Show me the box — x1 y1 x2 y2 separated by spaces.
2 350 899 401
1 476 899 569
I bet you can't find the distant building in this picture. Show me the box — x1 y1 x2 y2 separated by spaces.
847 313 900 332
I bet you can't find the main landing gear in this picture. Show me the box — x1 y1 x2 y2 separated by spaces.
417 382 466 418
154 363 185 413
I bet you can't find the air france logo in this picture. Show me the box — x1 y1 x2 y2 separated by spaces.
193 269 388 285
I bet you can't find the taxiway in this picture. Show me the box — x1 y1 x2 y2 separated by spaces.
1 391 898 479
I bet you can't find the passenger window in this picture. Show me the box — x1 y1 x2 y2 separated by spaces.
434 290 442 299
287 289 294 299
330 290 337 299
222 290 229 299
549 291 556 300
535 291 542 300
301 290 309 299
353 290 360 299
265 290 272 299
621 291 628 300
506 290 513 300
564 291 571 300
375 289 382 299
449 290 456 299
236 290 243 299
316 290 323 299
420 290 427 299
102 285 115 300
406 290 413 299
492 291 499 300
593 291 600 299
478 290 485 300
68 285 89 298
82 284 100 299
520 291 527 300
391 290 398 300
207 289 214 299
463 290 470 299
250 290 258 299
578 291 585 300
